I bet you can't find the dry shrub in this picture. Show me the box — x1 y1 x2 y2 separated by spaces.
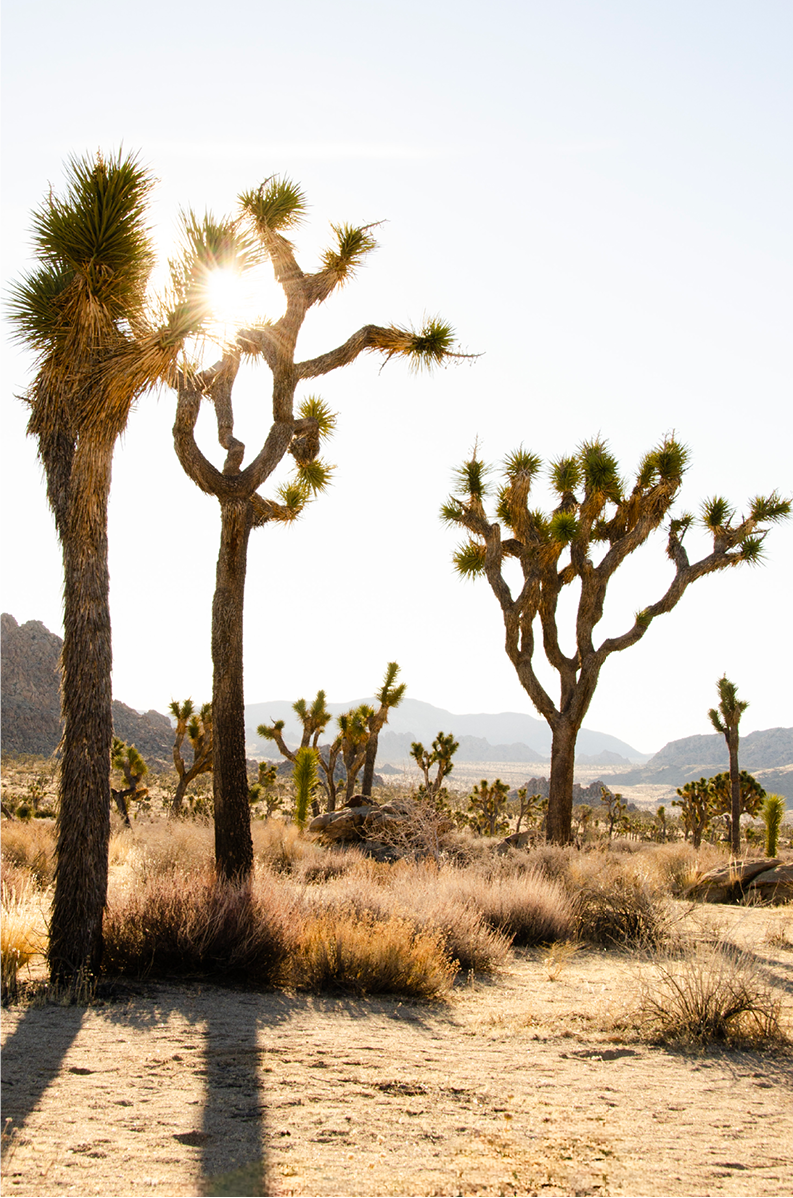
1 820 56 889
128 821 214 879
251 819 350 876
573 864 670 949
1 878 48 1000
290 911 454 1000
438 867 574 947
638 946 788 1047
102 871 296 984
641 841 727 897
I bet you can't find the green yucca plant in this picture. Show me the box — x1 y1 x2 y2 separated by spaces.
761 794 786 857
293 748 319 830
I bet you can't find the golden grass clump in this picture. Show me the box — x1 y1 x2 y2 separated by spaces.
126 821 214 879
1 819 56 889
638 946 788 1047
1 878 48 1000
289 912 455 1000
438 866 575 947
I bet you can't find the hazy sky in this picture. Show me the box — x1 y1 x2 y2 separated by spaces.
2 0 791 754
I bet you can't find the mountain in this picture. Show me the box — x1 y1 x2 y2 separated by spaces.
245 695 650 763
1 614 175 766
601 727 793 802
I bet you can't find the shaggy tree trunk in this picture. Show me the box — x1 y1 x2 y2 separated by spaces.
546 720 578 845
212 500 254 881
360 735 378 797
728 727 741 857
48 453 113 984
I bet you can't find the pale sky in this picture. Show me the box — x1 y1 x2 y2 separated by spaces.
2 0 791 755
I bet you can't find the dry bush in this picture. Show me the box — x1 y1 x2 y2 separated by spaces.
289 912 454 1000
639 841 727 896
127 821 214 879
436 866 574 947
102 871 297 984
1 820 56 889
1 878 48 1000
572 862 670 949
638 946 788 1047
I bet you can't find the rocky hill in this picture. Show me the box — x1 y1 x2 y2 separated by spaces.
602 727 793 802
1 614 175 767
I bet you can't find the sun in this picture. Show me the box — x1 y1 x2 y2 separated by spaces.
202 263 286 344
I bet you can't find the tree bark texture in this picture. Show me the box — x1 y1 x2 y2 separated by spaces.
212 499 254 881
545 721 578 845
48 448 113 983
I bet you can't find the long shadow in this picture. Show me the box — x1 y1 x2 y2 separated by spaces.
1 1002 86 1138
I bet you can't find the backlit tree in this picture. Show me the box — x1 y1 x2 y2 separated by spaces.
708 676 749 857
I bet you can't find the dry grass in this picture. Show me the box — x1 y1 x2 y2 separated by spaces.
1 819 56 889
638 944 788 1047
1 877 48 1000
288 912 455 999
571 863 671 949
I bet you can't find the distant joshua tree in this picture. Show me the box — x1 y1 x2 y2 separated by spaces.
410 732 459 801
467 778 511 837
360 663 406 797
708 676 749 857
110 738 148 826
442 436 790 845
169 700 213 815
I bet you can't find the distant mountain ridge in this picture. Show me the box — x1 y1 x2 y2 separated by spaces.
245 695 650 763
602 727 793 802
1 614 175 765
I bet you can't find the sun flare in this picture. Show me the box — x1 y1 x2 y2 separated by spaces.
202 263 285 344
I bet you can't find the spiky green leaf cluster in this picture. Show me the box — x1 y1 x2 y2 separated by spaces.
749 492 792 523
404 317 457 372
239 176 307 234
579 439 622 500
8 150 155 353
295 459 333 495
320 222 377 283
636 437 688 488
701 496 733 530
453 541 487 577
297 395 336 439
453 456 489 501
550 456 581 496
549 511 578 544
504 447 542 481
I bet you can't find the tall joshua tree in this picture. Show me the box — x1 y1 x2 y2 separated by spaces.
443 436 790 844
170 178 465 879
360 663 406 797
708 676 749 857
7 151 173 982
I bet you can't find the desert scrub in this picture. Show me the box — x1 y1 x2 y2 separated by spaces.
572 865 670 949
638 946 788 1047
434 866 574 946
127 821 215 879
289 911 455 999
1 819 56 889
102 871 297 983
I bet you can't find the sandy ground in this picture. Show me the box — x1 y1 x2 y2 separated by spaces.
2 905 792 1198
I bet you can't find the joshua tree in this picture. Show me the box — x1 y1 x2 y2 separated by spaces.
170 179 465 880
338 705 375 801
442 436 791 844
360 663 406 797
467 778 511 837
7 151 183 982
110 738 148 826
516 787 546 834
708 770 766 846
170 700 213 815
410 732 459 799
258 691 342 812
673 777 715 849
249 761 283 819
600 786 628 841
761 794 786 857
708 676 749 857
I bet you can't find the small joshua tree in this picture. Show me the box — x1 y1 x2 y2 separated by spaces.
410 732 459 801
442 437 790 844
673 777 715 849
516 787 546 834
761 794 786 857
468 778 511 837
708 677 749 857
170 700 213 816
110 738 148 826
707 770 766 848
258 692 358 812
360 663 406 797
249 762 283 819
599 785 628 841
338 705 375 801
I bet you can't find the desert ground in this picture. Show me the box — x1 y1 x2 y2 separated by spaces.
3 900 792 1198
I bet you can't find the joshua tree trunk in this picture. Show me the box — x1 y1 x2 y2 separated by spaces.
211 499 255 881
728 727 741 857
48 449 113 983
361 737 378 797
545 719 578 845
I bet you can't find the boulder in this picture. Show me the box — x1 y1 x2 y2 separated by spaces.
686 858 782 903
746 862 793 903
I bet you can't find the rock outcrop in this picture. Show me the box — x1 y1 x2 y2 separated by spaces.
686 857 793 904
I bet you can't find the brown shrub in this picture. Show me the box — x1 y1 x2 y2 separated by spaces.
572 865 670 949
437 867 574 947
1 820 56 889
